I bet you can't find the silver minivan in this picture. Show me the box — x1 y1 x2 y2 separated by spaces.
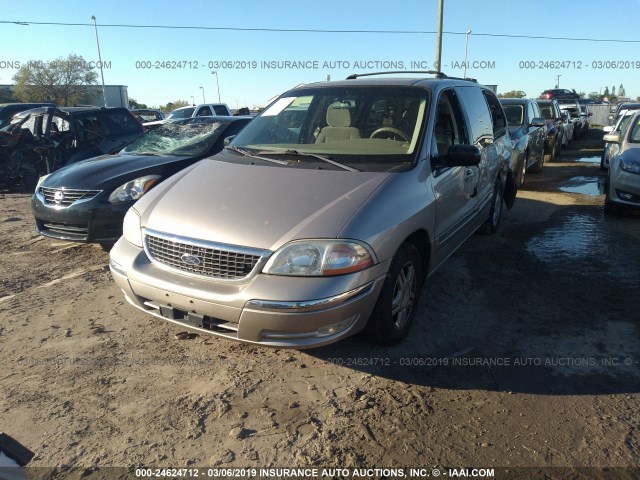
109 73 515 348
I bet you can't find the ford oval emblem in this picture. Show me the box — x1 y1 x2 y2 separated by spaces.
181 254 202 266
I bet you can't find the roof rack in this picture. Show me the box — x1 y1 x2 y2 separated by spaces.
345 70 477 83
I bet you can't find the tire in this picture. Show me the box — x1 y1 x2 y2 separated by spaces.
517 153 527 187
478 177 503 235
367 242 423 345
600 152 606 171
555 134 562 156
604 177 620 215
529 150 544 174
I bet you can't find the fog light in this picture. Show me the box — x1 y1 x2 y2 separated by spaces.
616 190 639 203
109 257 127 277
316 315 357 338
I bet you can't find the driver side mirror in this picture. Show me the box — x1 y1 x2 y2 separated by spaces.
530 117 546 127
603 132 621 143
441 144 481 167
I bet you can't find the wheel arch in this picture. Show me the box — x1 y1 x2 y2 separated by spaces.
401 229 430 278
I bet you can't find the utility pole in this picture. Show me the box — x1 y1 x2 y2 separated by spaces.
435 0 444 73
463 29 471 78
556 75 561 88
91 15 107 107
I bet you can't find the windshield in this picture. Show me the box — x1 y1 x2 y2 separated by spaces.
166 108 195 120
229 86 429 171
503 105 524 126
121 119 229 156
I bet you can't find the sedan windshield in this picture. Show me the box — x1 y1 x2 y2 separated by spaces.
121 118 228 156
229 86 429 171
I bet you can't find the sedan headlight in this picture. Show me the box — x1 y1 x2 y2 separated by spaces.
122 208 143 247
620 156 640 175
35 173 50 191
263 240 375 276
108 175 161 204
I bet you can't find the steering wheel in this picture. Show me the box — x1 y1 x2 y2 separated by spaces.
370 127 410 142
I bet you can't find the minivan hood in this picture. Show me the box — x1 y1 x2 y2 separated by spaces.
140 160 390 251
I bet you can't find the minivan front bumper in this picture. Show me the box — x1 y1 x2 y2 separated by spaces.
109 237 388 348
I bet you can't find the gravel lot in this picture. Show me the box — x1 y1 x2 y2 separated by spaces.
1 129 639 479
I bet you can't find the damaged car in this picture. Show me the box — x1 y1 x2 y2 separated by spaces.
31 116 251 245
0 106 143 191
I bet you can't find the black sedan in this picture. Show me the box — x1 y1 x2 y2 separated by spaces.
31 116 251 245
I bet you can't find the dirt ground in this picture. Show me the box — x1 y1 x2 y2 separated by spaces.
1 129 639 479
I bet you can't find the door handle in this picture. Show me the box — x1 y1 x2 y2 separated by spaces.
464 169 475 179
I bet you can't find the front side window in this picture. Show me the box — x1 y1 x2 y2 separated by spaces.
483 91 507 138
629 116 640 143
433 89 469 155
230 86 429 172
503 105 524 126
537 103 553 120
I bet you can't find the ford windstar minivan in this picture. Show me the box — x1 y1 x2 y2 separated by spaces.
109 72 515 348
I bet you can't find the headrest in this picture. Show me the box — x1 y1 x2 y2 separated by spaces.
326 103 352 127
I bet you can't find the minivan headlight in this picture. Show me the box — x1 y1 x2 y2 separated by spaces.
122 208 143 247
109 175 161 203
620 156 640 175
263 240 375 276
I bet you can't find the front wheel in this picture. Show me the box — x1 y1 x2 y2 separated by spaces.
478 177 503 235
367 242 423 345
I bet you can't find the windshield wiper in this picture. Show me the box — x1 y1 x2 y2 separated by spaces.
225 145 288 165
256 149 360 172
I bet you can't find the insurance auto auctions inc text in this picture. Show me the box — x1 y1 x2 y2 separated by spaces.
186 467 495 478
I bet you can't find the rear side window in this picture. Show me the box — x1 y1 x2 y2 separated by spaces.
213 105 228 115
99 111 143 135
455 86 492 144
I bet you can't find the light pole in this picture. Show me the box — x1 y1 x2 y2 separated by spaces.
199 86 205 103
211 71 221 103
463 29 471 79
190 96 195 105
91 15 107 107
435 0 444 73
556 75 561 88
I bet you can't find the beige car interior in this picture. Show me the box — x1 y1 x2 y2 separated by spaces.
315 102 362 143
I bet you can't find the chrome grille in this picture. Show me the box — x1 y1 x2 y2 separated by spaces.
41 187 101 207
145 232 264 280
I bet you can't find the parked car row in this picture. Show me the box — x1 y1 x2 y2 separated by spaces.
104 72 519 348
7 74 633 350
601 104 640 170
603 110 640 212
